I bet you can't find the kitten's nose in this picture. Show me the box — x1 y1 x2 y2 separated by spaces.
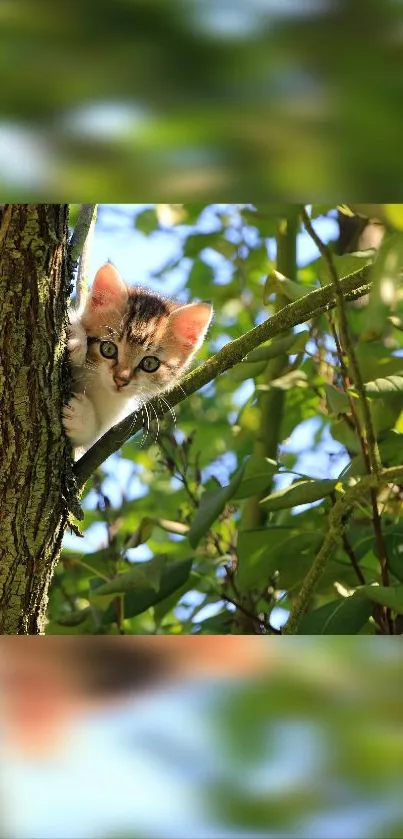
114 372 131 388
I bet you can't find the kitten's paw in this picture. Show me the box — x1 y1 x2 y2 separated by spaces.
67 320 87 367
62 393 97 448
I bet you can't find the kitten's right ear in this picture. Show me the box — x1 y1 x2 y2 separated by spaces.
88 264 127 309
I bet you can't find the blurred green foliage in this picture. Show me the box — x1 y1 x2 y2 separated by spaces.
48 202 403 635
206 640 403 836
2 1 403 197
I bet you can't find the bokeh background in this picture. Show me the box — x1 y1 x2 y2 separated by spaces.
1 0 403 198
1 637 403 838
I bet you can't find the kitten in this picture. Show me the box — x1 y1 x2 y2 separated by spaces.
63 263 213 451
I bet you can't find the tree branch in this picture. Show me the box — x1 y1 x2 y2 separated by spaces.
75 206 98 309
74 268 372 489
283 465 403 634
69 204 97 267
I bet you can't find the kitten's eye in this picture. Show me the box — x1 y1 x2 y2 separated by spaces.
100 340 118 359
139 356 160 373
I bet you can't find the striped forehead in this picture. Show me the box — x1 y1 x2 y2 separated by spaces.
124 291 170 346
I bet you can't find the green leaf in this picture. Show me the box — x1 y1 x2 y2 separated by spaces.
260 479 338 511
197 610 234 634
134 208 159 235
244 332 308 363
92 555 166 598
366 232 403 336
362 374 403 398
383 528 403 583
121 558 193 619
296 593 373 634
340 430 403 478
264 270 315 304
323 383 351 415
128 517 155 548
271 533 324 590
237 527 322 591
353 342 403 380
231 360 267 383
55 607 91 627
359 584 403 613
315 252 373 286
257 370 308 391
237 528 287 590
46 612 94 635
153 572 198 625
62 546 117 578
233 455 278 500
188 464 245 548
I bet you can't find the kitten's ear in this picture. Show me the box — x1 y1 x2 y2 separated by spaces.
88 264 127 309
168 302 213 351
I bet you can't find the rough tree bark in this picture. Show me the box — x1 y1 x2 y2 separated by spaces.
0 204 72 634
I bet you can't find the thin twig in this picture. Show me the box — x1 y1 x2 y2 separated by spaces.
329 492 366 586
76 205 97 309
220 593 277 634
342 533 366 585
283 464 403 634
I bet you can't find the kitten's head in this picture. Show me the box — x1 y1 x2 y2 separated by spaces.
81 263 213 401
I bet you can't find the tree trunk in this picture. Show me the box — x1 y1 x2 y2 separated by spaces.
0 204 71 634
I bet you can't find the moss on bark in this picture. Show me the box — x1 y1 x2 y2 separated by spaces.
0 204 70 633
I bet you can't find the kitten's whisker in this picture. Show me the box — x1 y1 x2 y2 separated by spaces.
149 401 160 444
158 395 177 425
114 410 140 445
144 403 151 444
171 382 188 401
139 403 149 448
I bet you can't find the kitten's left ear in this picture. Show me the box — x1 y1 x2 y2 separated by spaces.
88 263 128 309
168 302 213 351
